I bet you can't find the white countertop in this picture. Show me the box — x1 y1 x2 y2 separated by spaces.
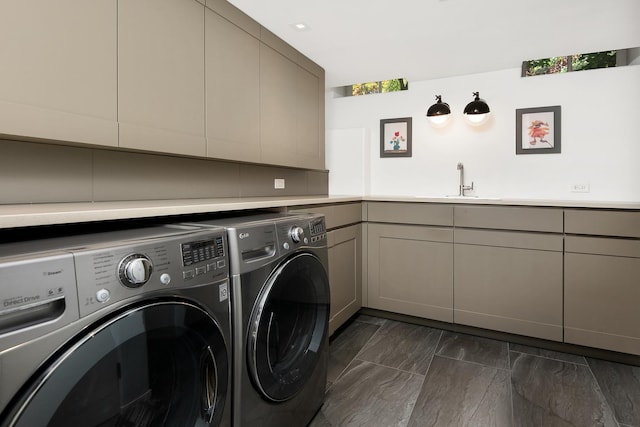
0 195 637 229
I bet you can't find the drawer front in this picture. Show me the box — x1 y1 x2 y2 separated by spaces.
455 229 563 251
366 202 453 226
565 209 640 238
454 205 563 232
565 236 640 258
290 202 361 229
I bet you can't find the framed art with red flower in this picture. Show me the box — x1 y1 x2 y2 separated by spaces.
516 106 561 154
380 117 412 158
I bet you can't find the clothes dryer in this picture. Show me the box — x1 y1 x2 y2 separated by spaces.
186 214 329 427
0 224 232 427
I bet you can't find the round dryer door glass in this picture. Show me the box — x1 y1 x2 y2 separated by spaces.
3 302 229 427
248 252 330 402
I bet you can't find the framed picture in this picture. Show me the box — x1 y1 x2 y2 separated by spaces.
380 117 412 158
516 106 561 154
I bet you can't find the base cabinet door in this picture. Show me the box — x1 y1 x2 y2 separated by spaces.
367 223 453 322
564 236 640 355
454 230 563 341
327 224 362 335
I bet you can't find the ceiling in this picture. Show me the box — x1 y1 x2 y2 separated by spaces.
227 0 640 88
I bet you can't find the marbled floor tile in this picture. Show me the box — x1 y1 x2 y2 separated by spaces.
511 352 617 427
436 331 509 370
407 355 511 427
327 320 380 383
356 320 442 375
355 314 388 326
311 359 423 427
587 357 640 426
509 343 587 365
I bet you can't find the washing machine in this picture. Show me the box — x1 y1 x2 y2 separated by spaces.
185 213 330 427
0 224 232 427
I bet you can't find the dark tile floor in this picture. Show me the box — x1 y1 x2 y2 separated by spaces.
310 315 640 427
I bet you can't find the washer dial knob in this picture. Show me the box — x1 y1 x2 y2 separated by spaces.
289 226 305 243
119 254 153 288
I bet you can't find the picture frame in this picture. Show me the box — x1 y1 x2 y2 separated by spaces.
380 117 412 158
516 106 561 154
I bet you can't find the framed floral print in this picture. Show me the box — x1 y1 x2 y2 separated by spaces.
516 106 561 154
380 117 412 158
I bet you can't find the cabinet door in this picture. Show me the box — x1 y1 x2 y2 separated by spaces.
205 9 260 162
454 230 563 341
367 223 453 322
259 45 324 170
565 237 640 355
118 0 205 156
0 0 117 147
328 224 362 335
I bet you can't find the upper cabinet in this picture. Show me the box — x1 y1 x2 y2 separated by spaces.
1 0 325 170
260 38 324 170
0 0 118 147
205 8 261 163
118 0 206 157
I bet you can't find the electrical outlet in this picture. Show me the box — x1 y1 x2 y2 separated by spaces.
274 178 285 189
570 183 590 193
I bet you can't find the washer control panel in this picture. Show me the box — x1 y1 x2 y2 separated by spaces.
73 228 228 318
276 214 327 253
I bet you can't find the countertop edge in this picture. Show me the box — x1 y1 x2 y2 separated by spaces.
1 195 638 229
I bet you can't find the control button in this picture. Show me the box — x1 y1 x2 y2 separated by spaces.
217 260 226 269
96 289 111 303
160 273 171 285
196 266 206 276
207 262 217 272
303 237 309 244
183 270 195 280
283 242 290 250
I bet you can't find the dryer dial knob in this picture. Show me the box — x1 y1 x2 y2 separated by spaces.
119 254 153 288
289 226 305 243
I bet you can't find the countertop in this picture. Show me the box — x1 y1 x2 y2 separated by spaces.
0 195 638 229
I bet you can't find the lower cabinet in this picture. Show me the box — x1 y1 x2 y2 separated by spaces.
564 236 640 356
327 224 362 335
454 229 564 341
367 223 453 322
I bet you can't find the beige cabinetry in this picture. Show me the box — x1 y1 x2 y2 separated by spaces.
454 229 563 341
260 43 323 170
289 203 362 334
453 206 564 341
366 202 454 322
205 8 260 162
564 210 640 355
118 0 206 156
0 0 118 147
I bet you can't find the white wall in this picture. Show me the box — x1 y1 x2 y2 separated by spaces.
325 65 640 202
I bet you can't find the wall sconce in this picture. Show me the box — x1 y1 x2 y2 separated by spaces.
463 92 490 126
426 95 451 127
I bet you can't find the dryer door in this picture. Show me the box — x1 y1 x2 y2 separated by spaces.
2 301 229 427
248 252 330 402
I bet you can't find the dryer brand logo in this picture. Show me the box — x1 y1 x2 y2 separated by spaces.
43 269 63 276
239 232 250 240
3 294 41 308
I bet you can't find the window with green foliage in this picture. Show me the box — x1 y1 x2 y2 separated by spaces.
350 78 408 96
522 50 618 77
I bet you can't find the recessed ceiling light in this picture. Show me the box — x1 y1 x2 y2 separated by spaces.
290 22 311 32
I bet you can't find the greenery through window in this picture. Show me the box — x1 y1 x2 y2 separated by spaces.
522 50 617 77
351 78 408 96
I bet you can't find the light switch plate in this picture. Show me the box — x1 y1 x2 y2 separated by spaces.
274 178 285 189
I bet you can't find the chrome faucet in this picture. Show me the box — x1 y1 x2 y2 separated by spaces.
457 162 474 196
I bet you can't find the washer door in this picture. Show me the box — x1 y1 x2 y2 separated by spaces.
248 252 330 402
3 301 229 427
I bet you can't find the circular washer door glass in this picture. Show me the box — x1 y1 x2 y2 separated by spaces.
248 252 330 402
4 301 229 427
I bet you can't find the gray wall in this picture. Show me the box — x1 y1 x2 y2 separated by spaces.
0 139 328 204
